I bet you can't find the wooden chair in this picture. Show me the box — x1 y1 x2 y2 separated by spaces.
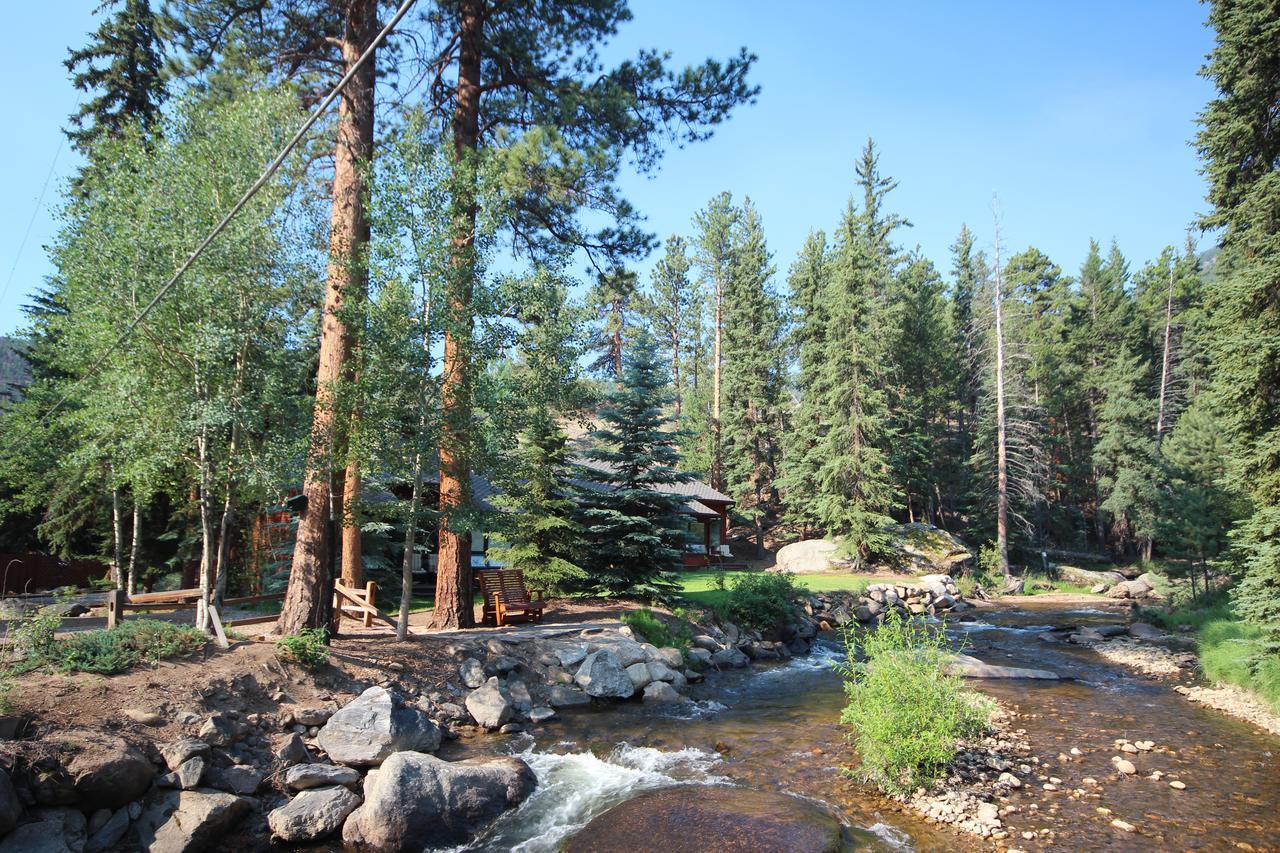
475 569 546 627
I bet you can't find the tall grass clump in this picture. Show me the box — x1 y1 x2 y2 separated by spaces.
838 611 993 795
621 608 691 649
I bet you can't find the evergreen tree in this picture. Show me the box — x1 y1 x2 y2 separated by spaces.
780 229 829 536
692 191 740 490
639 235 697 415
576 332 692 597
1196 0 1280 642
947 226 987 528
811 141 902 566
1094 348 1160 559
720 198 784 554
65 0 167 152
587 267 640 379
886 253 954 526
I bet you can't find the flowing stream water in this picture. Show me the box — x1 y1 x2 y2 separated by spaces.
443 602 1280 851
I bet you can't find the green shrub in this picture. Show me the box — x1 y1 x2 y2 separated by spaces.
621 608 690 649
275 628 330 671
724 571 804 631
8 619 208 676
838 610 993 795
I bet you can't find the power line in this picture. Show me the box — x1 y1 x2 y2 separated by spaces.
36 0 419 426
0 136 65 314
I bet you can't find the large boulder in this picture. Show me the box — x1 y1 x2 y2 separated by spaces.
134 789 253 853
465 678 514 730
268 785 361 843
774 539 839 573
887 523 975 574
53 730 155 810
342 752 536 852
1106 578 1153 600
1056 565 1126 589
573 649 635 699
563 786 843 853
286 763 361 791
316 686 442 767
547 684 591 708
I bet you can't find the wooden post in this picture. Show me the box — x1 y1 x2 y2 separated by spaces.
106 588 126 630
207 605 230 650
363 580 376 628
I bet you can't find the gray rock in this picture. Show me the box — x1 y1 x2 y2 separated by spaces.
286 763 361 791
0 768 21 836
268 785 361 843
654 647 684 669
646 661 677 683
1128 621 1167 640
486 655 521 675
625 661 652 690
690 635 722 652
574 649 635 699
602 639 648 668
945 654 1060 680
135 789 252 853
58 732 155 810
291 706 336 727
342 752 536 852
1069 627 1105 644
122 708 164 726
159 756 206 790
547 684 591 708
642 681 683 703
685 648 712 668
459 658 486 688
709 647 749 669
1106 579 1152 600
205 765 261 795
274 733 312 765
0 807 85 853
506 678 533 711
465 679 513 730
198 715 240 747
499 723 524 734
554 645 590 668
528 706 556 724
433 702 468 722
317 686 442 767
85 808 109 836
85 807 130 853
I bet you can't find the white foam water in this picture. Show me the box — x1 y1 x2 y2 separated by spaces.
463 743 729 852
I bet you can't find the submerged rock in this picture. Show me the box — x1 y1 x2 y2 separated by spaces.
342 752 536 852
563 786 844 853
945 654 1060 680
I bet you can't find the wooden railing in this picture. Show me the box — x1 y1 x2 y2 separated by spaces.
333 581 398 631
105 587 286 649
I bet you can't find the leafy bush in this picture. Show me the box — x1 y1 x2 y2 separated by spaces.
275 628 330 671
724 571 804 631
621 608 691 649
7 619 208 676
838 611 993 795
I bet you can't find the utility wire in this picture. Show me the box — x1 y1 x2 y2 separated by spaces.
0 136 65 313
36 0 419 426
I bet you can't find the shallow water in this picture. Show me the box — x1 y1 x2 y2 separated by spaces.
444 602 1280 851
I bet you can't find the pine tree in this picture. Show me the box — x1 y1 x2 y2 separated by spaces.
576 332 692 597
947 226 987 527
811 141 902 566
639 235 697 415
65 0 167 153
692 191 740 491
1094 348 1160 560
587 267 639 379
1196 0 1280 642
780 230 829 536
721 198 784 555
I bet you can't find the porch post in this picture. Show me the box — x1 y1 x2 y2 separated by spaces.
703 520 712 566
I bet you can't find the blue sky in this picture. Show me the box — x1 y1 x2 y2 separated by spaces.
0 1 1214 336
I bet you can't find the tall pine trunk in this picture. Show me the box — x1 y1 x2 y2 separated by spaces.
430 0 482 630
278 0 377 634
711 278 723 490
993 230 1010 581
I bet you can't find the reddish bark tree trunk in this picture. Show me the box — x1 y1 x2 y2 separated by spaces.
278 0 377 635
429 0 483 630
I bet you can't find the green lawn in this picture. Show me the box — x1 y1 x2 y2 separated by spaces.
678 569 872 609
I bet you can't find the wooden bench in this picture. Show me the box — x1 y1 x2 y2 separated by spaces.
475 569 546 627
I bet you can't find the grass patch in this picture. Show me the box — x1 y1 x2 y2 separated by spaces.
1021 574 1096 596
7 618 208 676
1147 588 1280 711
275 627 330 671
678 570 870 610
838 611 994 795
621 607 692 649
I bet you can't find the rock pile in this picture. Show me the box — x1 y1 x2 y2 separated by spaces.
803 574 971 629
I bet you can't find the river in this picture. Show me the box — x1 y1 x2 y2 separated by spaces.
443 601 1280 851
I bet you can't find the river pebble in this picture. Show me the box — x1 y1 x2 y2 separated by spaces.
1111 819 1136 833
1170 780 1186 790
